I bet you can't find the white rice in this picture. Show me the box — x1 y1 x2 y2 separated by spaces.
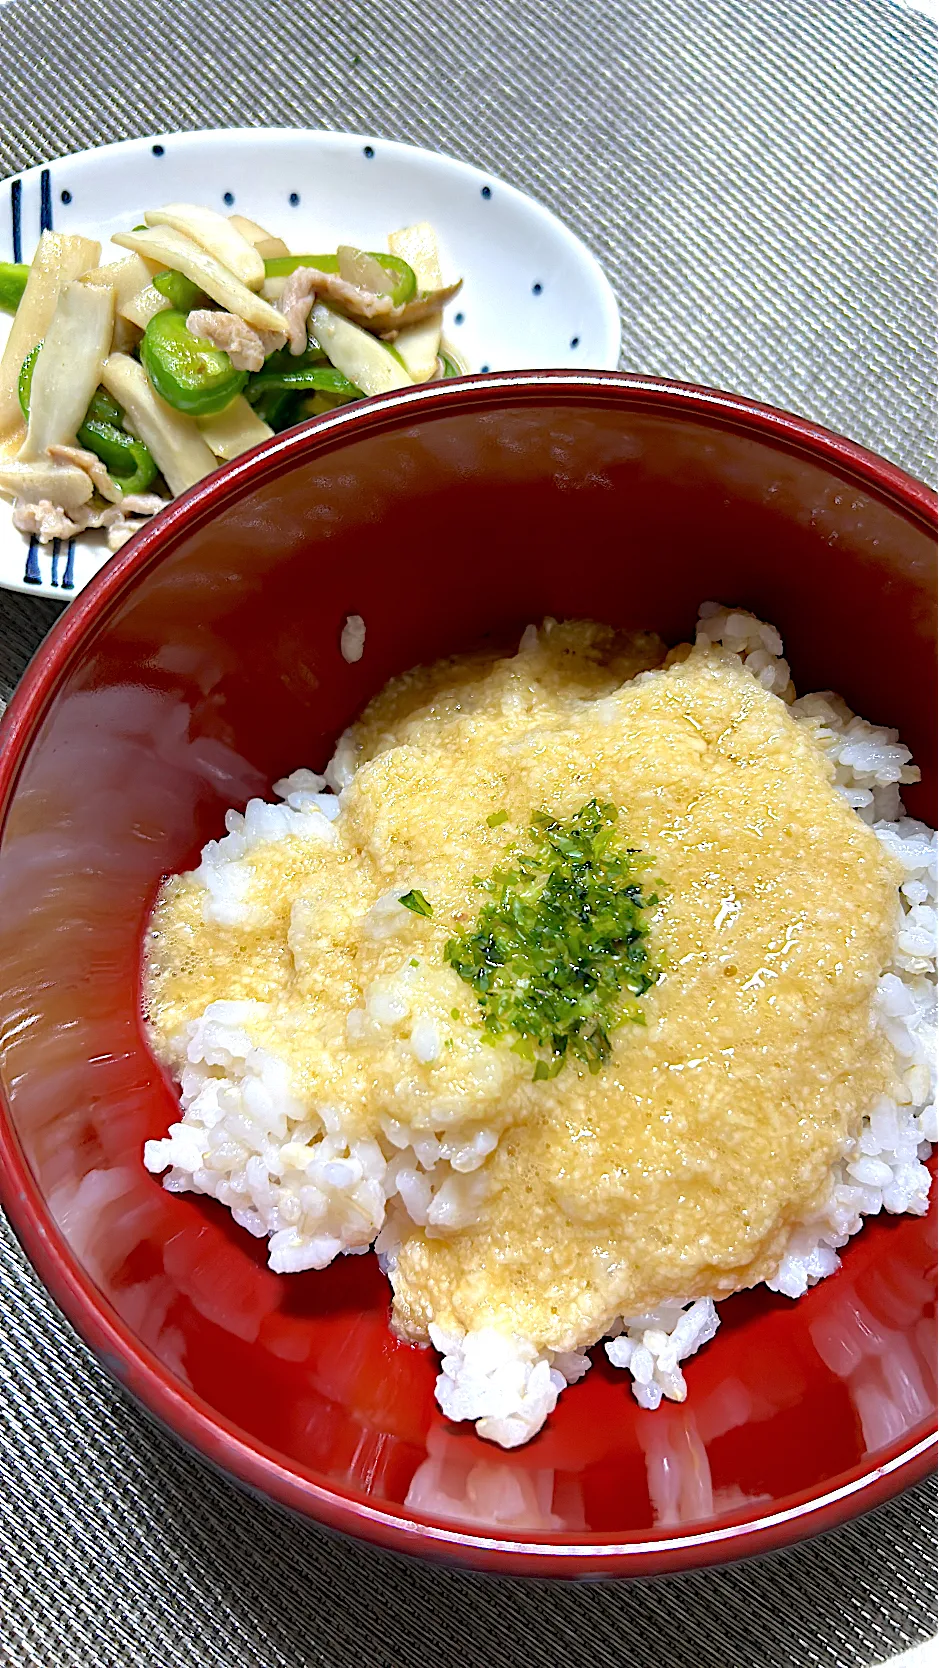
144 604 937 1447
340 613 366 663
193 789 338 928
604 1298 722 1411
430 1325 592 1450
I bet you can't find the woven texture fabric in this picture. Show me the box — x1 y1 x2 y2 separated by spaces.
0 1 936 1663
0 1221 936 1668
0 0 935 481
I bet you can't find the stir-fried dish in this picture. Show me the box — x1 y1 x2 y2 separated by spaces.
0 206 464 548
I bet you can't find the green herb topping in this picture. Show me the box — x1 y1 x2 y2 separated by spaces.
399 889 433 919
486 809 509 828
444 800 659 1079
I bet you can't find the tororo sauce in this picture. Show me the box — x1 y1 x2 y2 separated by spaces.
145 623 901 1352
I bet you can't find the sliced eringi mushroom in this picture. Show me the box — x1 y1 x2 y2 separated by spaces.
0 459 94 510
228 214 290 262
113 227 286 334
0 231 101 442
19 280 115 461
100 352 218 496
145 204 266 292
389 222 445 381
196 396 274 460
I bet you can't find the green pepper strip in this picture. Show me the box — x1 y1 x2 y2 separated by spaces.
263 254 340 279
247 344 362 429
245 345 338 402
17 344 41 420
140 309 246 417
77 419 158 494
0 261 29 314
246 365 362 401
298 393 352 418
438 350 463 378
85 387 124 428
252 389 299 431
152 269 207 311
263 250 417 307
18 345 158 493
256 342 328 376
364 252 415 306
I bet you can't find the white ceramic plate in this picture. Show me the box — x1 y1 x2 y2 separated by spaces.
0 127 621 601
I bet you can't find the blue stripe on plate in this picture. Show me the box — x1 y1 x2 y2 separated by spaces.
39 168 52 233
13 180 59 592
23 536 42 585
63 538 76 590
11 178 22 261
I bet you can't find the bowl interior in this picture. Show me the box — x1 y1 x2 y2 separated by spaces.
0 381 935 1570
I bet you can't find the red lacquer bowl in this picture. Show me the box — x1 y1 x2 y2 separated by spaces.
0 372 935 1578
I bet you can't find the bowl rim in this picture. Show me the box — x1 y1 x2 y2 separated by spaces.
0 369 935 1577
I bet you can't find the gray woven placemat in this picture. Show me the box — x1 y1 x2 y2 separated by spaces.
0 1 936 1663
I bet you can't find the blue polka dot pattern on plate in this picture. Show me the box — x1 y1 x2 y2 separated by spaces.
152 144 164 157
570 336 580 349
60 189 72 205
223 191 234 206
289 192 300 206
481 364 490 372
532 282 543 295
363 145 375 159
454 312 464 325
481 186 492 200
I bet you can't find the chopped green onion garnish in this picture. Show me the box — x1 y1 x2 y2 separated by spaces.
444 799 659 1080
399 889 433 918
486 810 509 828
